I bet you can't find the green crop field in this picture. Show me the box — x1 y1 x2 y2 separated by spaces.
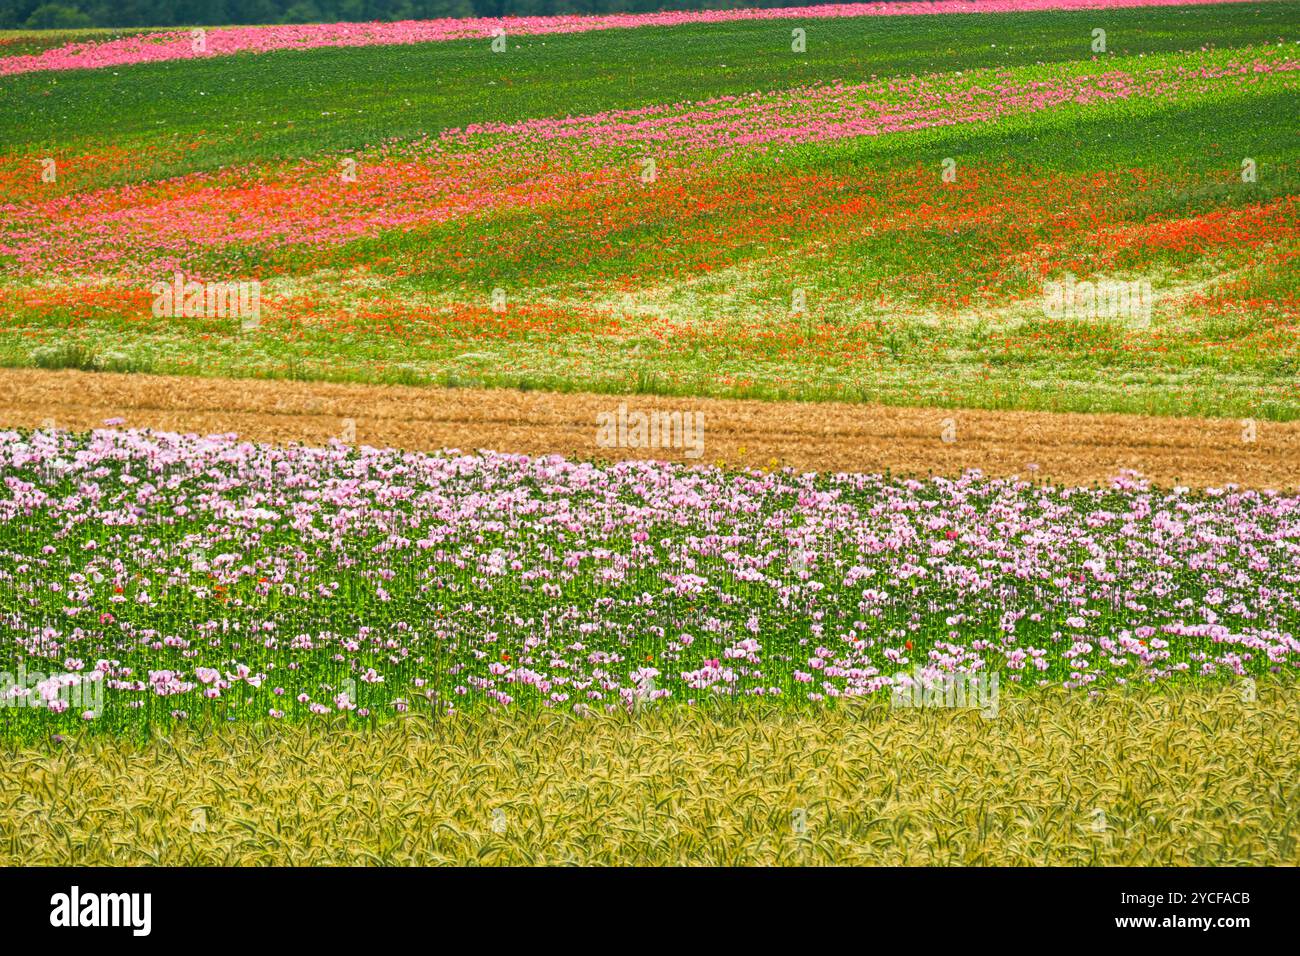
2 3 1297 418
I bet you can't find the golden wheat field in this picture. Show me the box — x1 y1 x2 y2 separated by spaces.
5 368 1300 489
3 683 1295 866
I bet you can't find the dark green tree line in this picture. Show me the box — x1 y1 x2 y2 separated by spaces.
2 0 839 30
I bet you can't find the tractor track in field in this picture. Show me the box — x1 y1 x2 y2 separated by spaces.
0 368 1296 490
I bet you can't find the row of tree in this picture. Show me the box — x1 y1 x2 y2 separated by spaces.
3 0 832 30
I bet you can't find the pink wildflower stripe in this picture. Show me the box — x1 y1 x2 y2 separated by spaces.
444 54 1300 155
0 0 1271 77
3 49 1293 275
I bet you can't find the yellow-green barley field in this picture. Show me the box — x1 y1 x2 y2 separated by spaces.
2 683 1296 866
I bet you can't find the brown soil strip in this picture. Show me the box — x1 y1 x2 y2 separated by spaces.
0 368 1296 489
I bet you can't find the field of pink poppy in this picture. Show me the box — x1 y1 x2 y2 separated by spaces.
0 425 1296 739
0 2 1297 738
